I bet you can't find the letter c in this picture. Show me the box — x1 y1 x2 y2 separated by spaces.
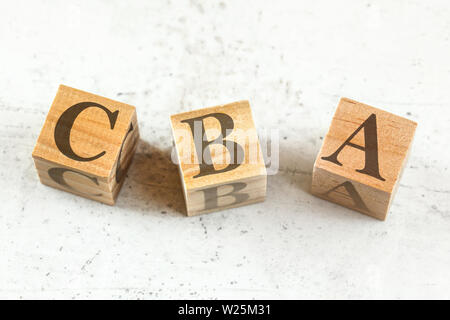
48 167 102 197
54 102 119 162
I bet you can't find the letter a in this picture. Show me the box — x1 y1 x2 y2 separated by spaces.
322 181 370 212
321 114 385 181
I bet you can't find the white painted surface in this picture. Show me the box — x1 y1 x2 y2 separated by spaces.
0 0 449 299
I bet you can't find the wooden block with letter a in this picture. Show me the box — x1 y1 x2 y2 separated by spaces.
312 97 417 220
170 101 267 216
32 85 139 205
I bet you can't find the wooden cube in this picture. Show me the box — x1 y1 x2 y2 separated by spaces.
32 85 139 205
312 98 417 220
170 101 267 216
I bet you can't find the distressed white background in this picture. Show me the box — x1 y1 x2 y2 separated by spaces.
1 0 449 299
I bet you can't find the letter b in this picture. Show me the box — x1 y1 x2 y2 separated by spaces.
181 113 244 178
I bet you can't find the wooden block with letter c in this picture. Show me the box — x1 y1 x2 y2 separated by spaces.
32 85 139 205
311 97 417 220
170 101 267 216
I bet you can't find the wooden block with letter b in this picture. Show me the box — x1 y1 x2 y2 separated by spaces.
32 85 139 205
312 97 417 220
170 101 267 216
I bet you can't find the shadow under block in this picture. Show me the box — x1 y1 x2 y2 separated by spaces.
311 97 417 220
170 101 267 216
32 85 139 205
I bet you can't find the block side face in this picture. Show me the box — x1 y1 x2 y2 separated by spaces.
32 85 136 178
312 166 391 220
186 174 267 216
169 132 189 214
108 131 139 198
108 111 140 183
170 100 267 191
316 97 417 193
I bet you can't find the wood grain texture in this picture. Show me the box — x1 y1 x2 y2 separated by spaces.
31 85 139 205
312 97 417 220
170 100 267 216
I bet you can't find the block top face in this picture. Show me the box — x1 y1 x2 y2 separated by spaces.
32 85 136 179
315 97 417 193
170 100 266 190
